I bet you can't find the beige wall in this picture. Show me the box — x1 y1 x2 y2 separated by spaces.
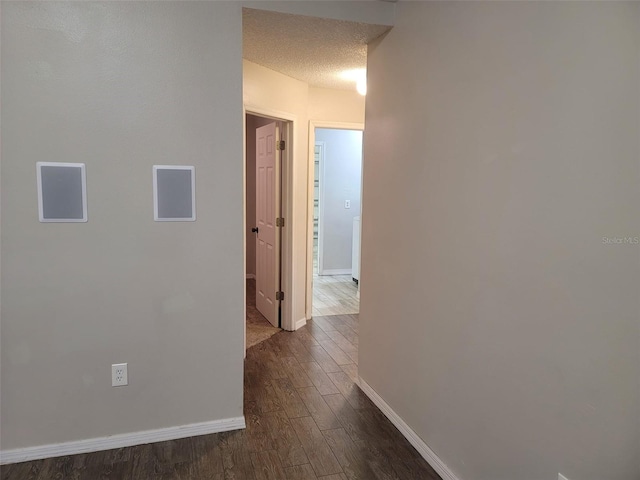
360 3 640 480
1 1 244 450
308 87 365 124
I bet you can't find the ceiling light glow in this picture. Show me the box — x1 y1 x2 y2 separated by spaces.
341 68 367 96
356 79 367 96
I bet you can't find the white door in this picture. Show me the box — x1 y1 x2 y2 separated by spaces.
255 122 281 327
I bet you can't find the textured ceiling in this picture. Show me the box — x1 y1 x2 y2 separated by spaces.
243 8 391 90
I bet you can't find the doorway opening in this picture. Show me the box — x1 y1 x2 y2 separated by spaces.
308 123 364 318
242 6 390 340
244 112 292 349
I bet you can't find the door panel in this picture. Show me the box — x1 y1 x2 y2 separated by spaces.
255 122 280 327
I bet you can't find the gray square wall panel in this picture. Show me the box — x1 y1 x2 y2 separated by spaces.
153 166 196 221
36 162 88 223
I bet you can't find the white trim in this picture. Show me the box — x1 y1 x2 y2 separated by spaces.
306 121 364 320
153 165 196 222
0 416 245 465
295 317 307 330
358 378 461 480
246 274 256 280
242 110 249 355
310 121 365 131
36 162 88 223
280 120 294 331
314 141 327 275
320 269 353 276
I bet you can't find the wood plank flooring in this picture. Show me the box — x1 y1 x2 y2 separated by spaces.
0 315 441 480
312 276 359 317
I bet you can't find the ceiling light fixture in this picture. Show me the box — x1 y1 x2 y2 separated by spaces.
356 79 367 96
341 68 367 96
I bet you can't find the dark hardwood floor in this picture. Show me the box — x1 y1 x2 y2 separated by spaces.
1 315 441 480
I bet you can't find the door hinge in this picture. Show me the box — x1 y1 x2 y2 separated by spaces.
276 217 285 227
276 140 285 151
276 291 284 301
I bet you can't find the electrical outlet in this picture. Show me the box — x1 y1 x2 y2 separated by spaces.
112 363 128 386
559 474 570 480
344 200 351 209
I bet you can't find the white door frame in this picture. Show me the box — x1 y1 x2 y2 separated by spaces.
306 121 364 321
314 141 327 276
243 105 296 348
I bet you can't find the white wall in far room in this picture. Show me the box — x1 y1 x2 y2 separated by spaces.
316 128 363 274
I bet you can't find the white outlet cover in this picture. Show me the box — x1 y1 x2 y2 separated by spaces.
559 474 570 480
345 200 351 209
112 363 128 386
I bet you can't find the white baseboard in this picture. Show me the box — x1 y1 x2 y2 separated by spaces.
245 274 255 279
295 317 307 330
0 416 246 465
359 378 460 480
319 269 352 276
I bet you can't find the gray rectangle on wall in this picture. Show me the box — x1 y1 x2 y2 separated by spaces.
153 166 196 221
37 162 87 222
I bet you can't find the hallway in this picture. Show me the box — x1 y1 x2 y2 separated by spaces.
1 314 441 480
